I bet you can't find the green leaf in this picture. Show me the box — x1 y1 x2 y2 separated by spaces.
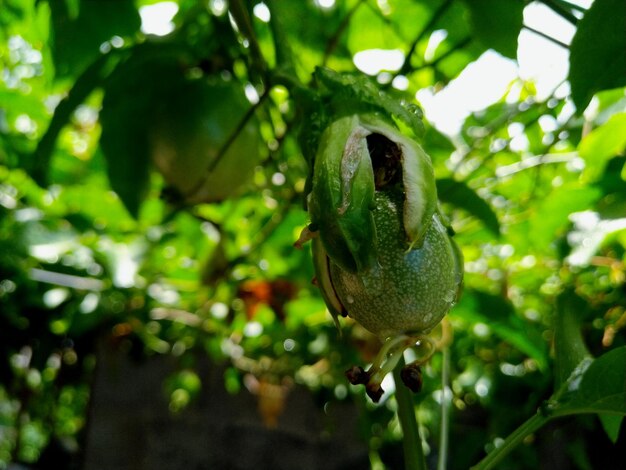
453 290 548 370
579 112 626 181
99 47 187 217
550 346 626 417
437 178 500 236
461 0 524 59
530 184 601 251
0 90 48 125
346 1 405 53
553 290 591 389
599 414 623 444
569 0 626 111
265 0 353 76
31 52 118 186
476 348 626 470
49 0 141 79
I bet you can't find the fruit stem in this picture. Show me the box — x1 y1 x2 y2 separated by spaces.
372 335 412 371
393 356 428 470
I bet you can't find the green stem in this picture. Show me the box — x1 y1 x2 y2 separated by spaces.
470 412 550 470
539 0 579 25
552 0 586 13
182 88 271 202
229 0 267 79
393 357 427 470
397 0 454 76
322 0 367 65
522 25 569 49
437 347 450 470
265 0 297 80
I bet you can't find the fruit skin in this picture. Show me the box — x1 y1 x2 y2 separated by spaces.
150 77 260 204
326 189 462 339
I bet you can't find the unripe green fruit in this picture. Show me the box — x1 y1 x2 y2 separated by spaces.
327 189 462 339
302 75 463 398
308 113 463 340
150 78 260 203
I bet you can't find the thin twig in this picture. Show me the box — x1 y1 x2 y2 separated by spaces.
495 152 579 178
183 88 271 202
229 0 268 78
539 0 579 25
451 78 568 179
386 35 471 90
29 268 106 291
212 190 300 271
323 0 368 65
523 25 569 49
397 0 454 77
421 36 472 71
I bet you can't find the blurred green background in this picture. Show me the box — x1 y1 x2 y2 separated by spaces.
0 0 625 468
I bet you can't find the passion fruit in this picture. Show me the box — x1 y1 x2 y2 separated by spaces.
150 77 261 204
303 112 463 400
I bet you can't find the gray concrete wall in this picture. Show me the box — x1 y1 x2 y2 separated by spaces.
83 339 369 470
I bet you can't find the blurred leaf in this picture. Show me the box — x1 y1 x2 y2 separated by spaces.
595 157 626 218
530 184 601 251
554 290 591 389
569 0 626 111
201 238 228 287
31 52 117 186
422 124 455 164
461 0 524 59
268 0 351 70
453 290 548 370
56 175 135 232
99 46 187 217
437 178 500 236
383 0 439 45
48 0 140 79
566 210 626 267
579 112 626 181
347 1 404 53
550 346 626 417
0 90 48 124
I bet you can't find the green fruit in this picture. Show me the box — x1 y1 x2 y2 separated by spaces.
303 87 462 399
327 189 462 339
100 47 261 214
150 77 261 203
308 113 463 339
